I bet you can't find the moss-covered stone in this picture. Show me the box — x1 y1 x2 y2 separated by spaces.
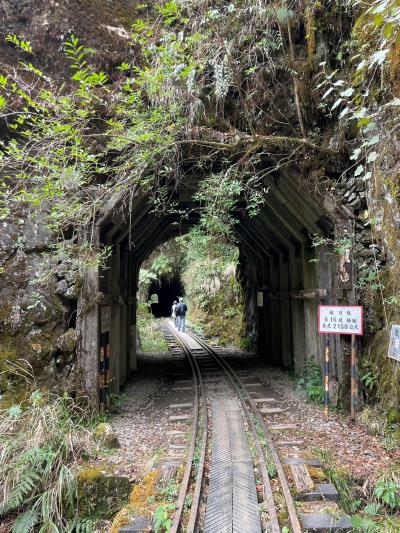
56 328 77 353
77 465 131 518
367 327 400 410
93 422 120 449
110 469 160 533
391 427 400 442
110 504 137 533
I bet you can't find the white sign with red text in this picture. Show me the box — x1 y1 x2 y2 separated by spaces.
318 305 363 336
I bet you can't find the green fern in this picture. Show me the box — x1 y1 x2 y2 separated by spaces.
68 517 97 533
0 390 95 531
351 515 377 532
6 469 42 511
12 509 39 533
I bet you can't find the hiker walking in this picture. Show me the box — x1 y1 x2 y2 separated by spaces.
175 297 187 332
171 300 178 327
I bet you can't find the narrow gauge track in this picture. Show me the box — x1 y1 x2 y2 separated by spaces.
164 321 302 533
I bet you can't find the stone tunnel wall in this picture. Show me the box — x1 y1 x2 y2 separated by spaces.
0 210 79 392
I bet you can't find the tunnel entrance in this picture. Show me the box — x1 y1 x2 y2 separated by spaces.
147 276 184 318
77 169 354 407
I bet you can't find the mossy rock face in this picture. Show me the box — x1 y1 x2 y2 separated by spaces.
387 408 400 424
56 328 77 353
77 466 131 518
367 326 400 410
93 423 121 449
0 342 20 392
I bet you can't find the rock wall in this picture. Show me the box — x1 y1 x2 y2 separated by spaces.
364 129 400 409
0 210 77 391
0 0 135 393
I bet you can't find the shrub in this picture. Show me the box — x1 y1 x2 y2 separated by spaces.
0 388 97 532
374 478 400 510
296 360 324 404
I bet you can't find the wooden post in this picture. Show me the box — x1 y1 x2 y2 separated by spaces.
324 336 330 417
110 244 121 393
76 228 100 408
351 334 357 421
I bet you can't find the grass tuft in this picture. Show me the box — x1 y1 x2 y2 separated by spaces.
0 381 98 532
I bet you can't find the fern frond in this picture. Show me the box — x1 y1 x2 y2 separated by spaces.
6 469 42 511
68 517 97 533
12 509 39 533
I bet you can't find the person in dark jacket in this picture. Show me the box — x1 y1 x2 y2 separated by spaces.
175 297 187 332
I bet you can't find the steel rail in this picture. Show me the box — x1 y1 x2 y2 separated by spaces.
165 322 208 533
185 330 280 533
186 328 302 533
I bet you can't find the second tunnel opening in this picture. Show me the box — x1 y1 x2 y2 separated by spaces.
147 276 185 318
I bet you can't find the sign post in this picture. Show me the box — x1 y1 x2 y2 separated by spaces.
318 305 363 420
351 334 357 421
324 337 330 417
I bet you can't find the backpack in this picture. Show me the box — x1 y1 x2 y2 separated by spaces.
175 303 186 316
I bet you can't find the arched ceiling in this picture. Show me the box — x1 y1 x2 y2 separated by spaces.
98 168 331 264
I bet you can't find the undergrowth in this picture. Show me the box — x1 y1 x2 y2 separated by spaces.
137 304 169 353
359 405 400 452
296 360 324 404
315 448 400 532
0 377 99 532
177 230 244 347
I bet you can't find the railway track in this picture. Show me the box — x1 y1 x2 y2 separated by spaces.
161 321 352 533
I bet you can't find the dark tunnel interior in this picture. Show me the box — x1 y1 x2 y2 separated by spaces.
147 277 185 317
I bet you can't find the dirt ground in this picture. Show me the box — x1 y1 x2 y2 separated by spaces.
106 352 186 482
255 366 399 481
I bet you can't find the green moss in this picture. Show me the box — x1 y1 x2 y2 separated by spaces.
385 174 400 205
0 342 19 391
392 428 400 441
0 304 12 323
388 41 400 94
93 422 120 448
305 2 317 58
386 408 400 424
110 470 160 533
77 466 104 483
0 387 30 409
367 328 400 409
77 464 131 518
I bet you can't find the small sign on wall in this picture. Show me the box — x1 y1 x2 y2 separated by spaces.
318 305 363 336
388 325 400 361
257 291 264 307
100 305 111 334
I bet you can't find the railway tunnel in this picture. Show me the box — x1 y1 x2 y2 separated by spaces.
146 277 185 318
76 167 352 403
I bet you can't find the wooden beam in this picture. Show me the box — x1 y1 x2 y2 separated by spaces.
265 177 321 234
235 224 267 260
269 288 346 300
76 227 100 407
262 191 307 243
